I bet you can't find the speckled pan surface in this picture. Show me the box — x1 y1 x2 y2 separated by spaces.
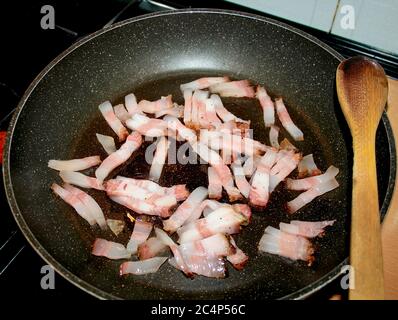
3 9 395 299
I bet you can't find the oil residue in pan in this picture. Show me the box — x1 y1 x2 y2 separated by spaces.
69 72 338 284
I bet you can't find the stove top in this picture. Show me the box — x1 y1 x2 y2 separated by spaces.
1 0 397 300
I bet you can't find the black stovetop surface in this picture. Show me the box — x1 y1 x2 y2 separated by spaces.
1 0 397 300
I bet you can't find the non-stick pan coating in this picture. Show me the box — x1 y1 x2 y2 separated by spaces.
3 10 395 299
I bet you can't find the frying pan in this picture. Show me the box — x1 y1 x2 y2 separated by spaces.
3 9 396 299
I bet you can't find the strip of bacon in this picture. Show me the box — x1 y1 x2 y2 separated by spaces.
48 156 101 172
269 151 301 192
231 158 251 198
125 93 141 116
138 237 167 260
155 228 193 277
95 132 142 181
249 149 278 207
148 136 170 183
163 187 208 233
210 94 249 123
127 220 153 254
242 155 260 177
208 166 222 199
63 184 107 230
126 113 168 137
183 90 193 126
258 226 314 265
210 80 255 98
269 125 280 148
279 220 336 238
96 133 116 155
99 101 129 141
177 207 247 243
275 98 304 141
287 178 339 214
227 237 248 270
92 238 131 260
180 76 229 92
155 104 184 118
138 95 173 114
286 166 339 191
190 141 242 201
120 257 168 275
191 90 209 129
204 98 222 127
51 183 96 226
59 171 103 190
200 129 266 157
163 115 197 142
257 86 275 127
109 195 171 217
113 104 130 124
298 154 322 178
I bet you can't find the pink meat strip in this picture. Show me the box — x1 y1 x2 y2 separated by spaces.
163 115 197 142
298 154 322 178
204 98 222 127
155 228 193 277
125 93 141 116
63 184 107 230
210 80 255 98
269 151 301 192
231 158 251 198
286 178 339 214
163 187 208 233
177 206 247 243
242 155 260 177
190 141 242 201
127 220 153 254
155 104 184 118
191 90 209 129
111 176 189 201
180 76 230 92
210 94 249 123
126 113 168 137
51 183 95 226
138 237 167 260
208 166 222 199
227 237 249 270
59 171 104 190
138 95 173 114
48 156 101 172
99 101 129 141
275 98 304 141
183 90 193 126
232 203 252 224
148 136 170 183
200 130 266 157
258 226 314 265
113 104 131 124
249 149 278 207
269 125 280 148
256 86 275 127
120 257 168 275
279 220 336 238
92 238 131 260
286 166 339 191
109 195 171 217
95 131 142 181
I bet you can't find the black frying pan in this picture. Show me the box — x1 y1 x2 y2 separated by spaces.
3 9 396 299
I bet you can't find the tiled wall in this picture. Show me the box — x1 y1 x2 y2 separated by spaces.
226 0 398 55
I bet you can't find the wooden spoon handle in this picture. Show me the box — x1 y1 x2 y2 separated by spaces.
350 136 384 299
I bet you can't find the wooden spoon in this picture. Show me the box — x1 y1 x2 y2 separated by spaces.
336 56 388 300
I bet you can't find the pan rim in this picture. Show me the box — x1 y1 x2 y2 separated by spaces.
3 8 396 300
